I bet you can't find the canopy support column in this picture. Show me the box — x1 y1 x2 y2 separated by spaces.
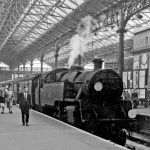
117 10 126 78
23 63 26 77
30 60 33 74
40 54 44 74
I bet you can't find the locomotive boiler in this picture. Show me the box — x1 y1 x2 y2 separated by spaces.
34 58 134 146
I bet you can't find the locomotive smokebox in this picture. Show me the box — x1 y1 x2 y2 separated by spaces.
92 58 103 70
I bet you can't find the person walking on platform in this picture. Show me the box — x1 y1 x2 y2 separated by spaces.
5 87 14 113
19 86 31 126
0 89 5 114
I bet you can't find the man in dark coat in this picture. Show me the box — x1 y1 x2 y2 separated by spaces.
0 89 5 113
19 86 31 126
131 89 138 108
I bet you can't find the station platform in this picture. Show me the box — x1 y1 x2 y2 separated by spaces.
132 107 150 141
0 106 127 150
135 107 150 117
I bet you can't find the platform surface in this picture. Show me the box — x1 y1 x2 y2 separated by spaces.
135 108 150 117
0 106 127 150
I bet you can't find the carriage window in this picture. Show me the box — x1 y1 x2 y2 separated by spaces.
45 74 56 83
45 75 50 83
145 36 148 46
50 74 56 82
56 72 61 81
40 79 44 88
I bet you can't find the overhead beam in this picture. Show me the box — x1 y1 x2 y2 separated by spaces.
0 0 37 51
7 0 150 68
98 0 150 27
33 0 150 58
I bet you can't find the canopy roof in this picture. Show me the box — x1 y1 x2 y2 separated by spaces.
0 0 150 68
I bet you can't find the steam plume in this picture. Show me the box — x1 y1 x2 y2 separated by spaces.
68 15 98 68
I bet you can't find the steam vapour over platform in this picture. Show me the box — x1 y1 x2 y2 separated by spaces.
68 15 98 68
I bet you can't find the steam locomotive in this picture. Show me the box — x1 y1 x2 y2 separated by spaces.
0 59 135 146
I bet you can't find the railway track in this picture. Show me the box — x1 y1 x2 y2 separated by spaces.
127 132 150 148
126 139 149 150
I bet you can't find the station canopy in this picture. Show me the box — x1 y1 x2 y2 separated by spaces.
0 0 150 68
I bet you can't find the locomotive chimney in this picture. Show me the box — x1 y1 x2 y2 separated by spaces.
92 58 103 70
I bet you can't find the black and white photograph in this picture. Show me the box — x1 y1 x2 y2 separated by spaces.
0 0 150 150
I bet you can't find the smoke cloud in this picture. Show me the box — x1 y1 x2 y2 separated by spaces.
68 15 98 68
68 34 89 68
